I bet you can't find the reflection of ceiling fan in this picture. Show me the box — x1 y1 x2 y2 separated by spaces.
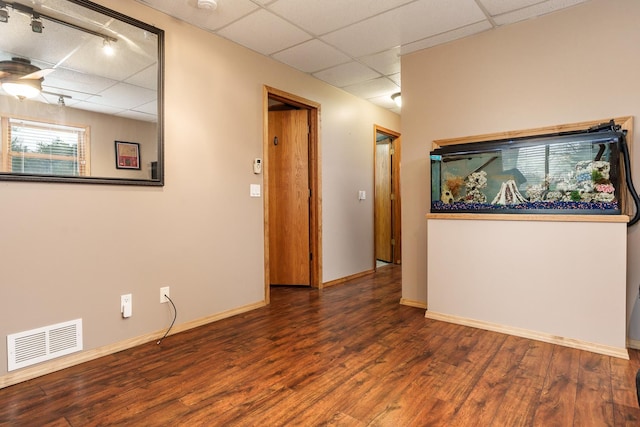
0 57 54 99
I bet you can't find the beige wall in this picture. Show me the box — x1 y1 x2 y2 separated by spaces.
402 0 640 340
0 0 399 380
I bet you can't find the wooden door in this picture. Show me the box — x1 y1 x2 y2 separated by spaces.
268 109 310 286
375 141 393 262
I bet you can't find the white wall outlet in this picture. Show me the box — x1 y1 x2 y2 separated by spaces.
121 294 132 318
160 286 170 303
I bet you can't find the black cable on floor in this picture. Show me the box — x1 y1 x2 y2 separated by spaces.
157 294 177 345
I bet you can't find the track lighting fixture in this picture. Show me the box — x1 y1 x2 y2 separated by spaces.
30 13 42 33
0 1 8 23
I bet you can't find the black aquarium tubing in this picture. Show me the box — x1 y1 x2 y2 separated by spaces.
620 134 640 227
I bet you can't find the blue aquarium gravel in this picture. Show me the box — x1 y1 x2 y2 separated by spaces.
431 200 619 213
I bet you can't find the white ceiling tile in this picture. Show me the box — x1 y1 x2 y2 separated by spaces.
94 82 156 109
368 93 401 113
42 69 118 98
72 100 123 116
133 100 160 116
358 48 401 76
342 77 399 99
116 109 157 122
134 0 259 31
321 0 487 57
217 9 312 55
272 39 350 73
401 20 493 55
479 0 547 15
125 65 158 91
388 72 401 86
313 62 381 88
490 0 589 26
269 0 415 35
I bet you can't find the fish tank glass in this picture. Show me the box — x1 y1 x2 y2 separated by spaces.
430 128 624 214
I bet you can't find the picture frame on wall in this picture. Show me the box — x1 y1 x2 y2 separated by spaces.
115 141 140 170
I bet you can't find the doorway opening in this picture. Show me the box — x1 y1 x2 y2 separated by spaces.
374 125 401 269
263 86 321 304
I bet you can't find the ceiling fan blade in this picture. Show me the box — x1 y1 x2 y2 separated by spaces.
21 68 55 80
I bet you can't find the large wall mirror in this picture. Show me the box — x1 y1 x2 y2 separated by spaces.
0 0 164 185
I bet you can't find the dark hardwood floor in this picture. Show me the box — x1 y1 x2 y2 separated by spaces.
2 264 640 426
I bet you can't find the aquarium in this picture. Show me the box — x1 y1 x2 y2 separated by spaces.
430 127 624 214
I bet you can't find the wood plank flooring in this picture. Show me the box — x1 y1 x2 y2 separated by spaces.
2 264 640 426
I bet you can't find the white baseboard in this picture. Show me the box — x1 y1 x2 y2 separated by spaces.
0 300 266 389
425 310 629 360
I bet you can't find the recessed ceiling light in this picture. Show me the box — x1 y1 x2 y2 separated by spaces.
197 0 217 10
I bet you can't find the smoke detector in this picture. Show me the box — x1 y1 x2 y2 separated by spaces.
197 0 217 10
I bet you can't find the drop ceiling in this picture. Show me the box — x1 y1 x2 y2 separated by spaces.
0 0 159 122
136 0 590 114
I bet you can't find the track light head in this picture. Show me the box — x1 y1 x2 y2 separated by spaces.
0 2 8 23
30 14 43 33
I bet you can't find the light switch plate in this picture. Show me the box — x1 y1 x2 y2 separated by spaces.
250 184 261 197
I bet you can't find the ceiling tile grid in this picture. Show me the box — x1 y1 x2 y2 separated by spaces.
135 0 591 114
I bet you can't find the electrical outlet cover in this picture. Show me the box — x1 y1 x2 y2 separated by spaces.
160 287 170 303
121 294 132 317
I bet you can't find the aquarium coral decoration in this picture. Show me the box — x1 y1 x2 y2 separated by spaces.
464 171 488 203
596 183 614 193
492 180 527 205
526 184 546 202
440 174 465 204
444 175 465 199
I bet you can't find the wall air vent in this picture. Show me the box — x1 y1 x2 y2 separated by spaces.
7 319 83 371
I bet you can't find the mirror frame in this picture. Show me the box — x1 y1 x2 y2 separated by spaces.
0 0 164 186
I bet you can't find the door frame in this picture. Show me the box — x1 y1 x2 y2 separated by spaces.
373 125 401 268
263 86 322 303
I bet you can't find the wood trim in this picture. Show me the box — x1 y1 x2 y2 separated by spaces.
426 213 630 223
399 298 427 309
373 125 402 267
425 310 629 360
323 269 374 288
433 116 633 148
263 86 322 297
0 300 267 389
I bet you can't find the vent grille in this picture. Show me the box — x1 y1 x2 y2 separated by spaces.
7 319 83 371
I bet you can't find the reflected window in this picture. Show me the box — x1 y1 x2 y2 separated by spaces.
2 117 89 176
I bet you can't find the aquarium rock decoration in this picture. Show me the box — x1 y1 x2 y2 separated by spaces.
441 189 454 204
464 171 488 203
492 180 527 205
525 184 545 202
